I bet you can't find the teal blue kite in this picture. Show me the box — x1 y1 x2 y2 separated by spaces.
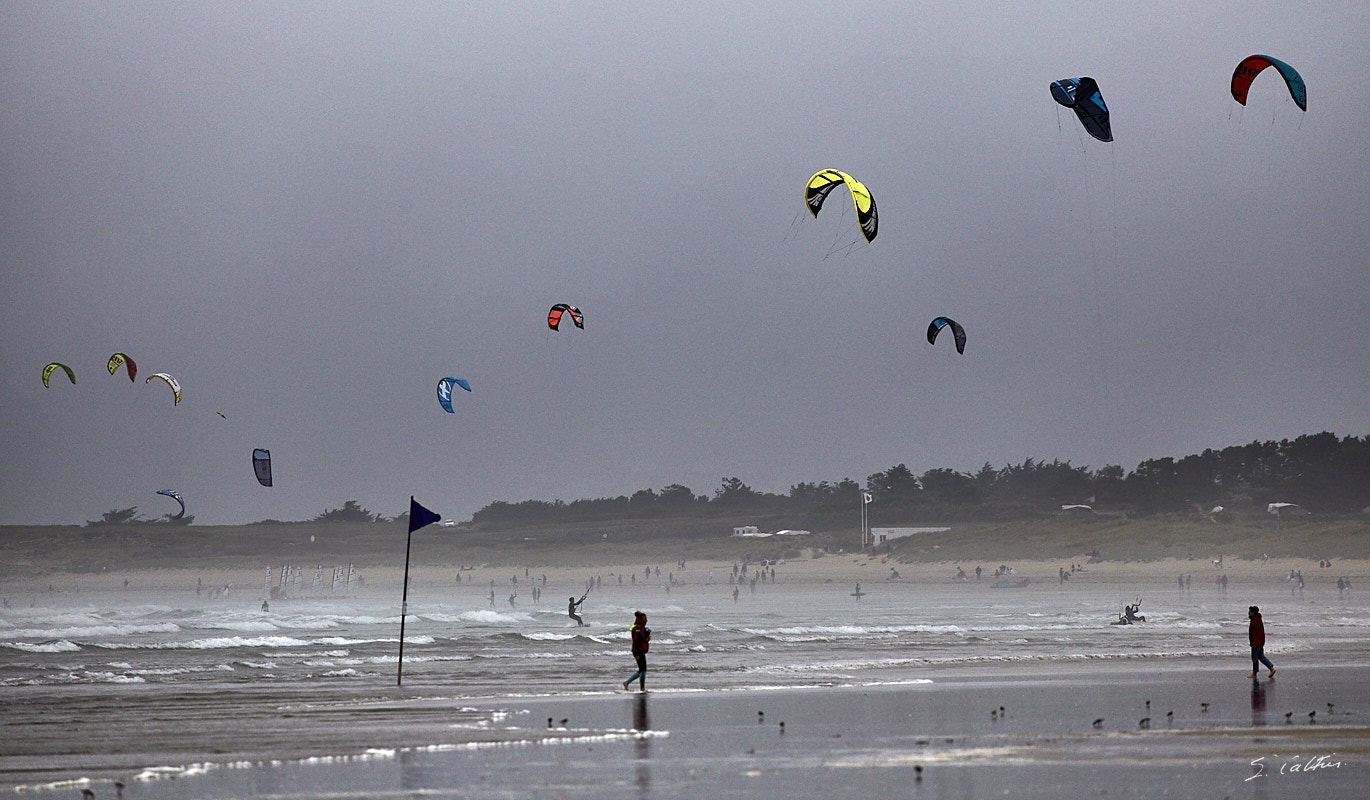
437 377 472 413
156 489 186 519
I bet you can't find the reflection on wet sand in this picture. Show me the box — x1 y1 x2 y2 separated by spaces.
633 694 651 797
1251 678 1268 727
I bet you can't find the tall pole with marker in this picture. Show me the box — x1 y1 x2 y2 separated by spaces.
861 491 873 549
398 496 441 687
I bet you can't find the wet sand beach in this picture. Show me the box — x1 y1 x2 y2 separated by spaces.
5 662 1368 799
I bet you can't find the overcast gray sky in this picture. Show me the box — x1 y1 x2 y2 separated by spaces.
3 2 1367 526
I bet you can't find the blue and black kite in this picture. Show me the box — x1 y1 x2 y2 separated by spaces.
1051 77 1112 142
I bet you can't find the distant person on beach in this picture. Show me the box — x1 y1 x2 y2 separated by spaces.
568 593 587 626
1247 605 1275 679
621 611 651 692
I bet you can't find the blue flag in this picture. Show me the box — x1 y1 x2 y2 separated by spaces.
408 497 441 532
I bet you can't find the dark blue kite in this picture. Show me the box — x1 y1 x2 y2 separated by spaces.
1051 77 1112 142
253 448 273 487
927 317 967 355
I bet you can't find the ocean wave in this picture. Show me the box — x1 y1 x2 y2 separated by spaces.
182 619 279 633
76 671 146 684
743 624 966 637
303 658 365 667
520 632 613 645
314 635 434 646
472 651 575 660
2 639 80 653
6 622 183 639
91 635 311 650
455 610 535 624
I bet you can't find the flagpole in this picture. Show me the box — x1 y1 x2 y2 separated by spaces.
398 497 415 687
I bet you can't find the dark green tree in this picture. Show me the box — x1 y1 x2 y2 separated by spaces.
314 500 381 523
713 477 757 505
85 507 144 527
867 464 920 499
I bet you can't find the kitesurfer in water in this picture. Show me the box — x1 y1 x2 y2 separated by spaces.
568 593 586 626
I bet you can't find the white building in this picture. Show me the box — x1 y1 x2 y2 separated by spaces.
732 526 812 538
869 526 949 544
1267 502 1309 517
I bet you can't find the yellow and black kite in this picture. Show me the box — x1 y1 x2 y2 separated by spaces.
805 169 878 243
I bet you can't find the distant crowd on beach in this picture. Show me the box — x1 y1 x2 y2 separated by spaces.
475 559 790 608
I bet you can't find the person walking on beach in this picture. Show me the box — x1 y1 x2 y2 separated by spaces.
568 593 587 626
1247 605 1275 679
622 611 651 692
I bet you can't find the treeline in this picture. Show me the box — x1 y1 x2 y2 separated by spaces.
471 432 1370 528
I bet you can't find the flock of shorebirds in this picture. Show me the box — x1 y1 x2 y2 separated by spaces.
1088 700 1336 730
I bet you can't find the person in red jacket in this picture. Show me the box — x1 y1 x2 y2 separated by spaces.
1248 605 1275 679
622 611 651 692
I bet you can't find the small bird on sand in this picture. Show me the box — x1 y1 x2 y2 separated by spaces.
1166 711 1174 722
914 765 923 781
114 781 124 798
778 721 785 733
1285 712 1293 723
1145 700 1150 710
547 717 553 728
81 790 94 800
1092 718 1104 729
559 718 569 727
1328 703 1335 713
1139 717 1150 729
1200 703 1210 712
1308 710 1317 722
